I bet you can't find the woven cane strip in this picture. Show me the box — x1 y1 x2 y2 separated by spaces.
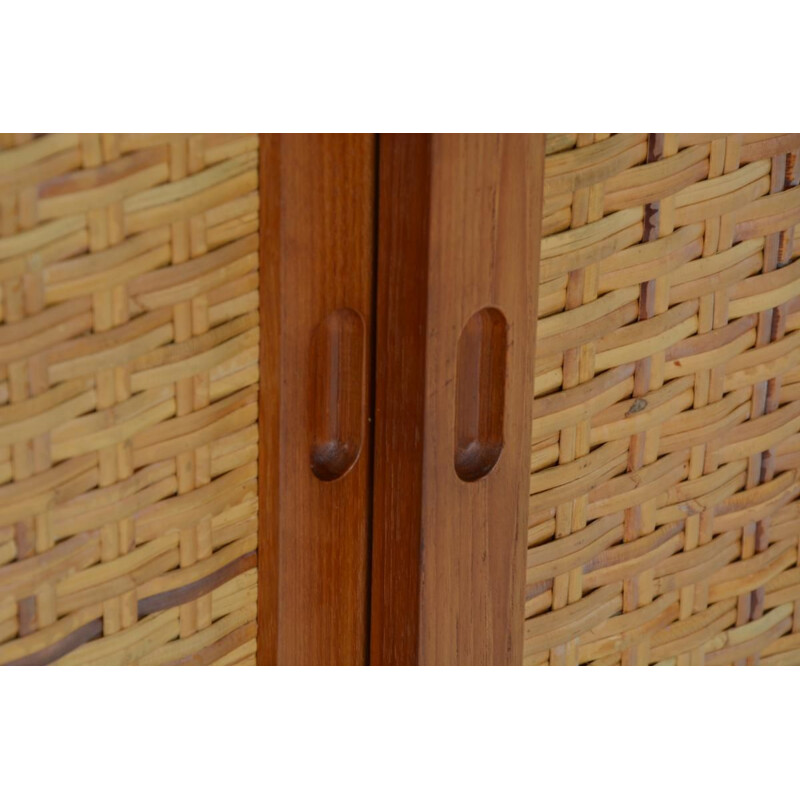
529 133 800 665
0 133 259 665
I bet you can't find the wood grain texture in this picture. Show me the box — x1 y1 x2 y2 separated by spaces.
371 133 545 665
369 134 431 664
257 134 376 665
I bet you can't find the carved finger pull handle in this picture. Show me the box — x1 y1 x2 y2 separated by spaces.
309 308 366 482
454 307 508 483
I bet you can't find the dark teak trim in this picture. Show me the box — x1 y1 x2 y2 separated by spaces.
257 133 544 665
370 134 545 664
257 134 376 665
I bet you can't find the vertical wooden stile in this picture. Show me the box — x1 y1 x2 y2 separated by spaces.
370 134 545 665
257 134 376 665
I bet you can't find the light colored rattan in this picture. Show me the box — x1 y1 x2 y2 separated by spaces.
0 133 259 665
527 133 800 665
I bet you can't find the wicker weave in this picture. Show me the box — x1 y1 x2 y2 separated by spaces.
0 133 259 665
527 133 800 665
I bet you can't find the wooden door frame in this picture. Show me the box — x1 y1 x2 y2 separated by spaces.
370 134 545 664
257 133 545 665
257 133 377 665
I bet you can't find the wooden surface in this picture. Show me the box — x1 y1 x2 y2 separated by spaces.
371 133 545 664
369 134 431 664
257 133 376 665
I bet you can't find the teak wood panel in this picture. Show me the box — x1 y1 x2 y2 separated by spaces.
371 133 545 665
257 133 376 665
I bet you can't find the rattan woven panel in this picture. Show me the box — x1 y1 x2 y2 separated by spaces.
528 133 800 665
0 133 259 665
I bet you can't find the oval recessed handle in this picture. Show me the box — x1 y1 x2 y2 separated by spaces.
309 307 366 482
454 307 508 482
